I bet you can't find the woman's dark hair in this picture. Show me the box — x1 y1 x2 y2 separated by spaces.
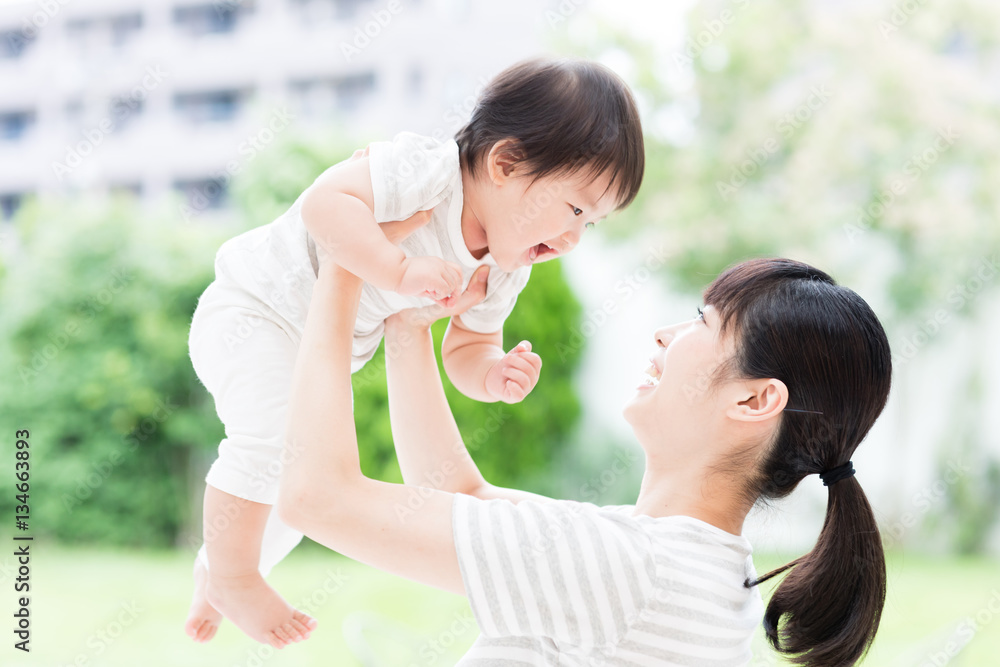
703 258 892 667
455 57 645 210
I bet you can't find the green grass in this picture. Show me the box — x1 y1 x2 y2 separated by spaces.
4 545 998 666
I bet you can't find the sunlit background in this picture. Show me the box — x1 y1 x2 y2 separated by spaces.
1 0 999 665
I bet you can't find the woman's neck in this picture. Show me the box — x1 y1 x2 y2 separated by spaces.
632 450 750 537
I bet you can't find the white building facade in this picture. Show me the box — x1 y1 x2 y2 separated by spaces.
0 0 561 219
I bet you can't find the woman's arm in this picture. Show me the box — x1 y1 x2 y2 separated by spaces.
277 263 465 593
384 277 551 505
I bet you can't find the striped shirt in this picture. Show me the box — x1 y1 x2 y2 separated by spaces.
452 495 764 666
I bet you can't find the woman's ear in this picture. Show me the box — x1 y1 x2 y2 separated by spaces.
727 378 788 423
486 138 525 183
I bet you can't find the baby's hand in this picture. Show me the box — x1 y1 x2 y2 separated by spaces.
485 341 542 404
397 256 464 307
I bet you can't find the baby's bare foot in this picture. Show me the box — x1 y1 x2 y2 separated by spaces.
206 571 317 648
184 557 223 642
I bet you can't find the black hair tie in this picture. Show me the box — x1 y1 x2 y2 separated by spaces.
819 461 855 486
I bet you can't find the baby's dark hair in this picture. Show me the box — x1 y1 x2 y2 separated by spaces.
456 58 644 210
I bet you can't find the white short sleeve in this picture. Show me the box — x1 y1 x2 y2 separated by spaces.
458 266 532 335
452 495 655 650
368 132 460 223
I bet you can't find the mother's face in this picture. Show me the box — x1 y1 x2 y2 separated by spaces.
622 305 736 446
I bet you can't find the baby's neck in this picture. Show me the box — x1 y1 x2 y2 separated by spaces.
459 164 490 260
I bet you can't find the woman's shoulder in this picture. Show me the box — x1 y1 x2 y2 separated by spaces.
565 502 756 567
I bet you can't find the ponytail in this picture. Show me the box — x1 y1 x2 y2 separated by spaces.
703 258 893 665
749 477 886 666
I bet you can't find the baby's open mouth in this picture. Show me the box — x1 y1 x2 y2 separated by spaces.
529 243 557 262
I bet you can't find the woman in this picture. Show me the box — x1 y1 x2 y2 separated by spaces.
276 223 892 666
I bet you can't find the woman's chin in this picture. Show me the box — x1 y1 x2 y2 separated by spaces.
621 391 647 424
623 382 663 434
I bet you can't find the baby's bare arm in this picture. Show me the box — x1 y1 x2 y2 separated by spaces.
441 318 505 403
443 317 543 404
302 157 462 300
301 157 409 291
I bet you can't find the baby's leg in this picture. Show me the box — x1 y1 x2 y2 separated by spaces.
201 487 315 647
183 281 315 647
188 505 305 643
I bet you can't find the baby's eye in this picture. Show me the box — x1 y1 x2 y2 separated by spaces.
570 205 583 216
585 222 595 230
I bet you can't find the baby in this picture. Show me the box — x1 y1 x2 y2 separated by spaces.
183 57 645 647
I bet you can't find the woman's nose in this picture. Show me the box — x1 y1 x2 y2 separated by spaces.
654 320 687 347
654 327 674 348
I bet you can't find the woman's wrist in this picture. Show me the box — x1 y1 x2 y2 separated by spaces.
384 310 434 339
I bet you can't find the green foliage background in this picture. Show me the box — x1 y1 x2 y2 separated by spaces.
568 0 1000 323
0 135 583 547
0 200 225 546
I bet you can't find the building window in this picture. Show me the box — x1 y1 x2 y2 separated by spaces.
335 73 376 111
110 95 145 131
290 73 375 117
0 193 25 221
66 99 85 124
110 13 143 47
109 183 143 199
65 18 97 51
174 90 246 124
407 66 423 98
1 30 35 59
290 0 370 22
174 178 229 212
65 13 142 53
0 111 35 141
174 3 253 36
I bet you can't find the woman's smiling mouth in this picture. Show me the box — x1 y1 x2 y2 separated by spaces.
638 362 662 389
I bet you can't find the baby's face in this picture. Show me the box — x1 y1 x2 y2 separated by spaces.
481 168 618 272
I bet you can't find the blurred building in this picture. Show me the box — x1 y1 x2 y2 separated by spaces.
0 0 561 220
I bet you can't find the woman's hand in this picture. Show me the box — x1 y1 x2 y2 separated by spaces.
385 264 491 334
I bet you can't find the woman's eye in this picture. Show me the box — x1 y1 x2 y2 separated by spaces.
697 307 705 320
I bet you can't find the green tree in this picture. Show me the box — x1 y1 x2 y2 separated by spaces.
564 0 1000 318
0 198 227 546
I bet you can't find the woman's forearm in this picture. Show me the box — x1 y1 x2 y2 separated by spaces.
280 265 364 505
277 264 466 594
384 317 488 495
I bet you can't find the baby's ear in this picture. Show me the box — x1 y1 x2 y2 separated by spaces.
487 138 526 180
